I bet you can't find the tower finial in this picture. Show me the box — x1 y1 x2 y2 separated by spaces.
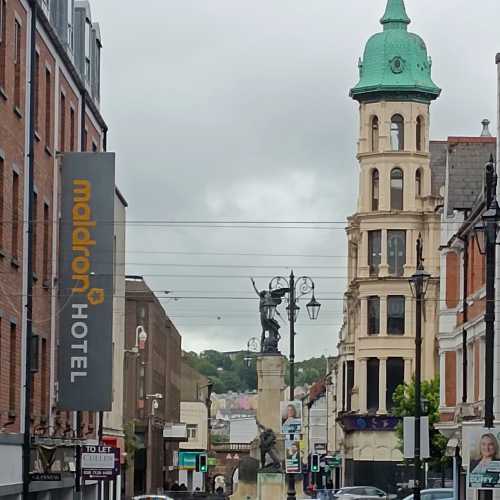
380 0 411 29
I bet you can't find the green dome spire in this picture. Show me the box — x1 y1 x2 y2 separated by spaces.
350 0 441 102
380 0 410 28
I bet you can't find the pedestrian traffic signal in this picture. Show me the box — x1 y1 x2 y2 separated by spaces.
196 453 208 473
311 453 320 473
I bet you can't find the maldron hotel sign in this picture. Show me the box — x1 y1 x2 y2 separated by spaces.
57 153 116 411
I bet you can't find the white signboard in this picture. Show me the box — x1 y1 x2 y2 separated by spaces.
403 417 430 459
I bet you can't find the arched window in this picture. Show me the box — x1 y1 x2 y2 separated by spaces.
416 169 422 197
371 116 379 152
391 168 404 210
371 169 379 211
391 114 405 151
416 116 424 151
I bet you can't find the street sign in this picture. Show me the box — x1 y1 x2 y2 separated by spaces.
81 446 120 480
324 455 342 467
30 473 61 481
208 457 217 466
178 451 200 470
403 417 430 459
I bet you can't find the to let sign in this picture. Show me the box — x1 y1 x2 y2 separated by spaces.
81 446 120 480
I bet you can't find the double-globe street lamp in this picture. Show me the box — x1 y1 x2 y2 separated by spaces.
409 235 431 500
261 271 321 500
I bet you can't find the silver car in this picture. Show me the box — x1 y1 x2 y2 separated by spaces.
402 488 453 500
335 486 397 500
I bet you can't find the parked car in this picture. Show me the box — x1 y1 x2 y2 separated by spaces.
334 487 397 500
402 488 453 500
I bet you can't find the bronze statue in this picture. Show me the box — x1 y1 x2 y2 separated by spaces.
251 278 287 354
257 421 281 471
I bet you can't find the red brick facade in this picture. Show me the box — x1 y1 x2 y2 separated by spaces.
0 1 106 438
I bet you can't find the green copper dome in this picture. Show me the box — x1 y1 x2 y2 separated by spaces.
350 0 441 102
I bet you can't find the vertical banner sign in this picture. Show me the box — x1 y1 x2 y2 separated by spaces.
281 401 303 435
57 153 115 410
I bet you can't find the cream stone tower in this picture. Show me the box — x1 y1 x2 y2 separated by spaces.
335 0 442 489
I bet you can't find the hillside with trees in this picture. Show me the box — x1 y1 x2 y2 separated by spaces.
183 350 328 394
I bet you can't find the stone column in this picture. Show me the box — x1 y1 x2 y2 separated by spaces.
378 358 387 414
404 357 413 383
256 354 286 434
380 296 388 336
358 358 368 414
360 297 368 335
439 352 446 407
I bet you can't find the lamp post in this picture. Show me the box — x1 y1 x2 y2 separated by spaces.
145 393 163 493
473 156 500 429
197 380 214 492
409 235 431 500
263 271 321 500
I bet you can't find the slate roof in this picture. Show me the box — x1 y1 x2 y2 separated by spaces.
430 137 496 215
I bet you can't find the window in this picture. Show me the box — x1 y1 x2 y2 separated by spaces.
60 93 66 151
0 0 6 89
386 358 404 411
67 0 73 51
9 322 16 412
70 108 75 151
387 296 405 335
371 116 379 152
96 43 101 101
34 52 40 130
43 203 49 284
92 141 98 152
14 20 21 109
371 169 379 211
388 230 406 276
367 297 380 336
32 192 38 275
368 230 381 276
12 172 19 259
41 338 47 415
187 424 198 440
45 69 51 148
85 20 91 82
345 360 354 412
416 116 423 152
83 129 88 151
416 169 422 197
391 114 404 151
367 358 380 412
390 168 404 210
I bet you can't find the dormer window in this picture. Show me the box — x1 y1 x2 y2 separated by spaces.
371 116 379 152
391 114 404 151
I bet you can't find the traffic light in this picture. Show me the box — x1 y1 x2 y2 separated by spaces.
311 453 320 473
196 453 208 473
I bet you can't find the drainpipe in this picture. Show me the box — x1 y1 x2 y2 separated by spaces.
462 235 468 404
22 1 37 498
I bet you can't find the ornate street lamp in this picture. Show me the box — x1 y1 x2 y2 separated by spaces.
408 234 430 500
306 293 321 321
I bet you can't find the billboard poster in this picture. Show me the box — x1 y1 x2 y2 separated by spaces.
285 438 301 474
281 400 302 435
464 425 500 489
57 153 115 411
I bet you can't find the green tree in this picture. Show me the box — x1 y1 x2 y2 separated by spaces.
392 378 449 468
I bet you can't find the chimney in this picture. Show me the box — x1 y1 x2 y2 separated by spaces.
481 119 492 137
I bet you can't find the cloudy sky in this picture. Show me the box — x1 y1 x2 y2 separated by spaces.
90 0 499 360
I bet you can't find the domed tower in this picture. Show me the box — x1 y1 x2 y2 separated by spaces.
338 0 441 487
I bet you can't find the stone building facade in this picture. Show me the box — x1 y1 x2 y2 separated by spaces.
334 0 443 490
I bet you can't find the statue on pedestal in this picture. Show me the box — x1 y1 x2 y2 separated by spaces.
257 421 281 472
251 278 287 354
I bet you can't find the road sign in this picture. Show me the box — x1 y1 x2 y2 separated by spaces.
81 446 120 480
324 455 342 467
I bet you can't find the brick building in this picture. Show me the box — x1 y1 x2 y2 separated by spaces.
124 277 183 498
436 129 498 499
0 0 111 497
